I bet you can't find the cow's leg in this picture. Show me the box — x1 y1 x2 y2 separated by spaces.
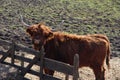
91 64 105 80
44 68 54 75
100 67 105 80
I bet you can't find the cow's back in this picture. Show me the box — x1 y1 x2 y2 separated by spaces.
44 33 109 67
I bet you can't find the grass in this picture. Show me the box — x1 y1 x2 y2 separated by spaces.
0 0 120 38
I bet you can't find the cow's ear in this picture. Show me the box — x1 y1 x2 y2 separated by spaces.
46 32 53 39
49 32 53 37
38 22 45 27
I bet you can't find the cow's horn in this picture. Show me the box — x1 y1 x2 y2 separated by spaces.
20 15 30 27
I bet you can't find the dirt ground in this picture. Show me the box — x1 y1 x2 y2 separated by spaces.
0 52 120 80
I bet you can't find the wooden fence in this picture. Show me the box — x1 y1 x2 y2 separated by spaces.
0 39 80 80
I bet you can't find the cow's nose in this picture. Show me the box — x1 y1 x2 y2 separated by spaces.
32 39 40 44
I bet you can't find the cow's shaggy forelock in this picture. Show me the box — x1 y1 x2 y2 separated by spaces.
26 23 53 50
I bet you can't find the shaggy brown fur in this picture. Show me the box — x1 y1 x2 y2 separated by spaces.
26 23 110 80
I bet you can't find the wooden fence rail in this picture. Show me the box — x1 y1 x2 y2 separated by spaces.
0 39 80 80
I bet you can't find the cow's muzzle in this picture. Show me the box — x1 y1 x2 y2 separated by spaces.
32 39 44 50
32 39 40 44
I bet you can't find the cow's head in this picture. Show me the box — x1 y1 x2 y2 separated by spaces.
26 23 53 51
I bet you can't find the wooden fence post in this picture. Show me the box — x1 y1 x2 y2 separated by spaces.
73 54 79 80
11 40 16 65
40 46 45 80
21 53 25 67
65 74 69 80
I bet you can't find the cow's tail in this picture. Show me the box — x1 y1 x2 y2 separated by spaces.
106 43 110 69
